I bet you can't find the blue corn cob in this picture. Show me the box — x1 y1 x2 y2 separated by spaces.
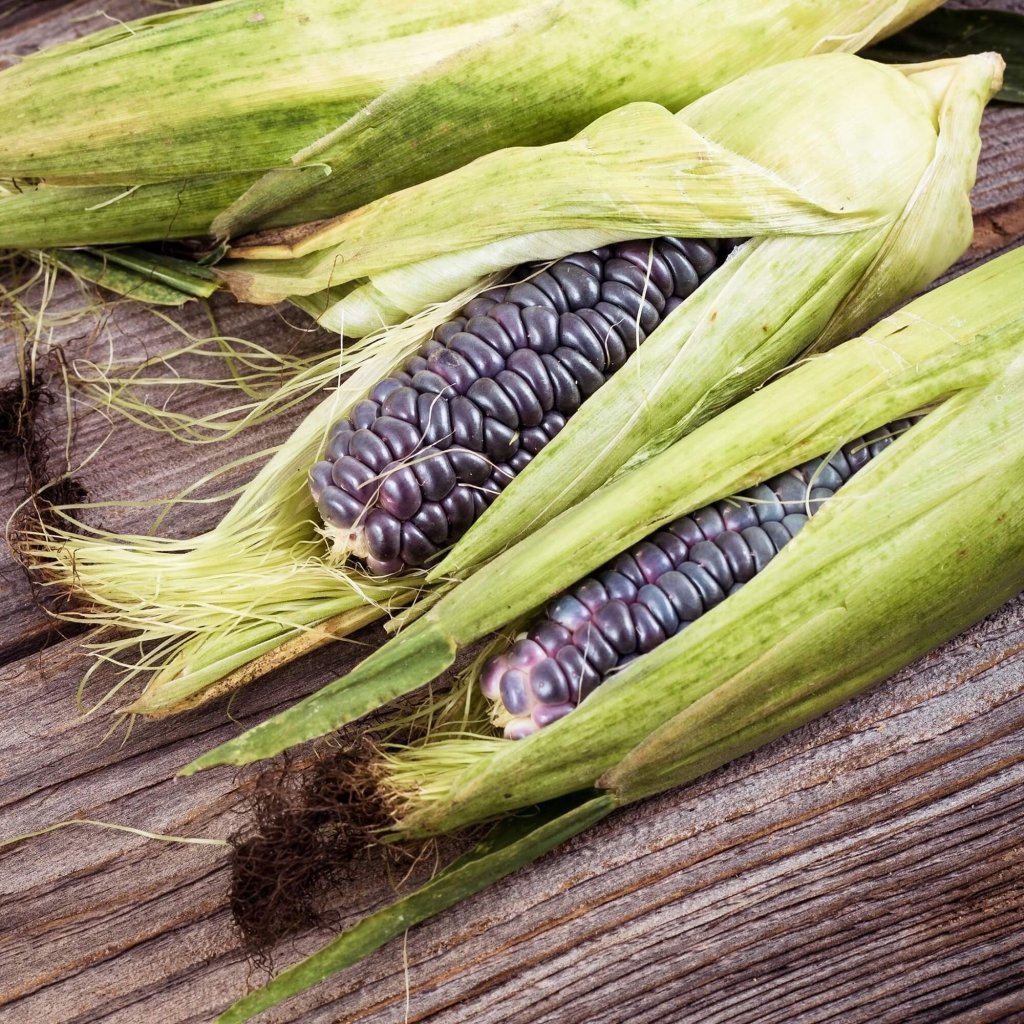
308 237 733 574
481 420 919 739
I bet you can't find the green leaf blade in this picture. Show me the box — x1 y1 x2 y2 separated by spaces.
182 621 458 774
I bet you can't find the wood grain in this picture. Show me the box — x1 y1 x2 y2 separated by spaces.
2 3 1024 1023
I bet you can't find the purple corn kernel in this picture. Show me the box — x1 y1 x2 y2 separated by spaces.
692 505 725 540
532 703 573 729
400 521 437 565
499 670 530 715
348 429 392 473
350 399 380 430
531 271 571 314
308 461 334 503
378 466 422 520
411 449 456 503
363 509 402 563
550 261 601 309
575 578 609 614
326 429 353 462
632 541 674 584
331 456 377 503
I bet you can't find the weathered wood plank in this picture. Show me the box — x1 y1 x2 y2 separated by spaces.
1 598 1021 1023
0 1 159 68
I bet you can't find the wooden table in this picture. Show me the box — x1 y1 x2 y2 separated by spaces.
2 3 1023 1022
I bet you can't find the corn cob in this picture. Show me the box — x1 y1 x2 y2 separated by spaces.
483 419 916 738
310 237 729 572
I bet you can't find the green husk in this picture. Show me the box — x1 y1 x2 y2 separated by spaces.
223 53 940 295
185 245 1024 775
1 1 515 184
222 49 990 364
0 0 943 250
221 0 945 237
207 246 1024 1024
0 1 516 248
55 249 218 306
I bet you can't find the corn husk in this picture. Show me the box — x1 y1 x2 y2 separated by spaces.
25 52 998 721
187 239 1023 779
207 245 1024 1024
0 1 517 245
223 52 941 297
0 0 941 249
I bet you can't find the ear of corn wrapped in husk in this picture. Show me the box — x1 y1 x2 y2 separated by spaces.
207 245 1024 1024
25 52 999 723
225 52 997 572
0 0 942 249
186 243 1024 773
480 414 923 740
17 303 464 718
431 52 998 577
